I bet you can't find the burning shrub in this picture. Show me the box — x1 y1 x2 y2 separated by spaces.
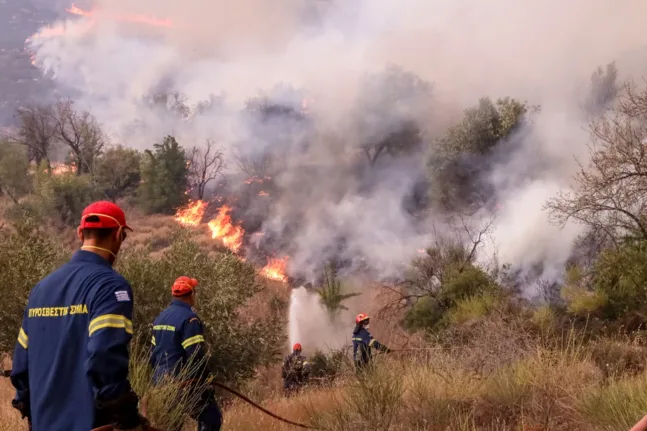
118 230 286 386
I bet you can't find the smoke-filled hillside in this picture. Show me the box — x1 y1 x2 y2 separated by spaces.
8 0 647 287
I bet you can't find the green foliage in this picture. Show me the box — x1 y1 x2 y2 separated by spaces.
0 219 69 353
561 242 647 330
403 244 500 332
0 141 31 203
7 165 102 227
138 136 190 214
306 348 348 385
448 291 501 325
117 231 285 385
94 145 142 202
428 97 529 210
36 168 102 227
315 262 361 315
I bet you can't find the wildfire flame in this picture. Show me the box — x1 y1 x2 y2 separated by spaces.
66 3 174 27
51 163 75 175
25 2 174 55
258 191 269 197
207 205 244 253
174 200 208 227
260 256 289 282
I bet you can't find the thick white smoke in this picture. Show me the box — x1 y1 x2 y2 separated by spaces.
26 0 647 287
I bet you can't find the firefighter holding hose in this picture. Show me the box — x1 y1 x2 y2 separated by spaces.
352 313 391 370
282 343 310 397
9 201 149 431
150 276 222 431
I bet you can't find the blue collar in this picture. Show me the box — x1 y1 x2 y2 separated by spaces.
171 299 192 310
70 250 112 267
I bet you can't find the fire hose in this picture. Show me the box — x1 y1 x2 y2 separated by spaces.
2 369 319 430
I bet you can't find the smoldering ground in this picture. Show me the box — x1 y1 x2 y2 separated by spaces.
24 0 647 288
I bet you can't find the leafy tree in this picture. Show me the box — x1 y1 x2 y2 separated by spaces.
355 64 432 166
546 81 647 242
138 136 190 214
118 232 285 385
94 146 141 202
0 141 31 203
0 218 69 354
428 97 529 211
315 261 361 315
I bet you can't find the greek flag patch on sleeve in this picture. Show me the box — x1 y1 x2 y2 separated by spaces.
115 290 131 302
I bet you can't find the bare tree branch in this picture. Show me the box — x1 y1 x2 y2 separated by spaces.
546 81 647 242
49 99 105 175
188 139 225 200
5 104 56 170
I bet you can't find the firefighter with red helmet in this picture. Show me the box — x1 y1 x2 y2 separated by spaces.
150 276 222 431
282 343 310 397
10 201 149 431
352 313 391 370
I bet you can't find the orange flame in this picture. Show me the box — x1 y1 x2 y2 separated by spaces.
66 3 174 27
207 205 244 253
174 200 208 227
417 249 426 254
260 256 289 282
51 163 74 175
258 191 269 197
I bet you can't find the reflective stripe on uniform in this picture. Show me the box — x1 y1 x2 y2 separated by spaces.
151 336 156 346
153 324 175 331
181 335 204 349
88 314 133 336
17 327 28 349
352 337 362 342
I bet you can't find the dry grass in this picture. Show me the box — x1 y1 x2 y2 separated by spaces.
0 379 26 431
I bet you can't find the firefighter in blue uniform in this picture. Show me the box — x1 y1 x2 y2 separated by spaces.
150 276 222 431
10 201 149 431
352 313 391 370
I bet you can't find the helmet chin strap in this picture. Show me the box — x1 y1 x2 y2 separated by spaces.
81 245 117 259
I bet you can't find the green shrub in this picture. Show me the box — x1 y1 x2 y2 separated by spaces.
0 218 69 353
7 165 102 227
448 291 501 325
117 230 285 386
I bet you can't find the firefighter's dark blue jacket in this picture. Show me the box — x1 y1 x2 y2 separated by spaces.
150 300 208 383
352 326 387 365
11 250 135 431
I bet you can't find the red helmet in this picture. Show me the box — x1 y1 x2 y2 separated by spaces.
355 313 369 324
171 276 199 297
293 343 302 351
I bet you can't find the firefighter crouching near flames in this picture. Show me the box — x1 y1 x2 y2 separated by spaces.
150 276 223 431
10 201 150 431
282 343 310 397
352 313 391 370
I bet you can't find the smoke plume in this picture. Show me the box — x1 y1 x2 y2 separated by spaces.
26 0 647 288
